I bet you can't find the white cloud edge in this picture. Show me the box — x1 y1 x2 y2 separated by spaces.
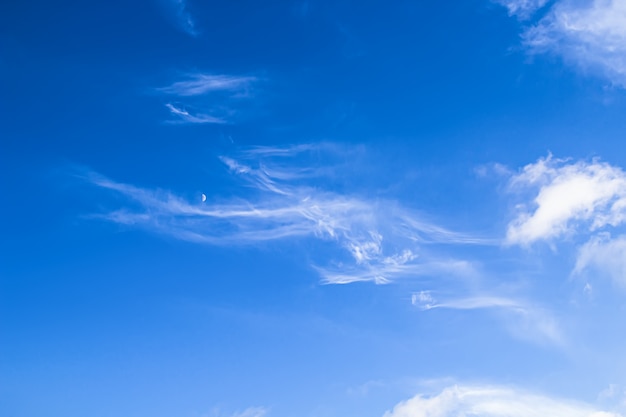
497 0 626 88
384 384 622 417
573 233 626 288
495 0 550 19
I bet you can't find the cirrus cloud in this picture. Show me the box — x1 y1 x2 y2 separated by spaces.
80 144 492 285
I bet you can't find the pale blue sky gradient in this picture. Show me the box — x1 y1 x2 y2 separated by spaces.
3 1 626 416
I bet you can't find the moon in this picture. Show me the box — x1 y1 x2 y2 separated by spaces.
201 193 206 202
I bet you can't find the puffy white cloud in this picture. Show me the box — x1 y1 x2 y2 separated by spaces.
506 155 626 291
384 385 622 417
506 155 626 245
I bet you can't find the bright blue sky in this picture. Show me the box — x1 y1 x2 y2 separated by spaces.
3 1 626 416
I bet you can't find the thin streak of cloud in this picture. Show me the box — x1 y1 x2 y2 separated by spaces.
318 258 477 285
412 293 522 311
175 0 198 36
160 0 198 37
412 291 564 345
155 73 258 125
158 74 257 97
165 103 227 124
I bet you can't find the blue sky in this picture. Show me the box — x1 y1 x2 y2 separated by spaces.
3 0 626 416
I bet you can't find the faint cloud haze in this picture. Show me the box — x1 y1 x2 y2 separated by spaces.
497 0 626 87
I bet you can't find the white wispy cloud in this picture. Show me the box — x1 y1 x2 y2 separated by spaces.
165 103 227 124
82 144 490 285
411 291 563 345
155 73 258 124
599 384 626 412
574 233 626 288
498 0 626 87
412 293 522 311
158 73 257 97
170 0 198 37
495 0 549 19
230 407 268 417
384 384 622 417
506 154 626 246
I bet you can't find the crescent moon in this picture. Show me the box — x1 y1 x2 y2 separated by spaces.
201 193 206 202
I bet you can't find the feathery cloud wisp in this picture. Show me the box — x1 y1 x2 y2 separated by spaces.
158 73 257 97
574 233 626 288
384 385 622 417
497 0 626 87
412 292 563 345
165 103 227 124
156 73 258 125
524 0 626 87
83 144 490 285
165 0 198 37
495 0 549 19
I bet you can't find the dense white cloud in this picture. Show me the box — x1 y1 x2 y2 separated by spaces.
506 155 626 245
499 0 626 87
574 233 626 287
505 155 626 291
384 385 622 417
83 144 488 285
